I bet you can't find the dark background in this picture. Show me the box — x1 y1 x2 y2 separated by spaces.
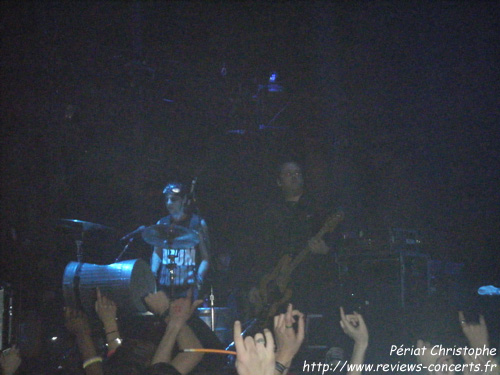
1 0 499 365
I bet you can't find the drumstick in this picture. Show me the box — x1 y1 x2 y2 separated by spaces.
182 348 237 355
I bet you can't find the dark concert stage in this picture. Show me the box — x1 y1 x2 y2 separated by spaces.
1 2 499 374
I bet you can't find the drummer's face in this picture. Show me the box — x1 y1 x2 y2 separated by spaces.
166 194 185 215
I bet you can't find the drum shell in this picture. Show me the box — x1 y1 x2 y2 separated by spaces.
62 259 156 316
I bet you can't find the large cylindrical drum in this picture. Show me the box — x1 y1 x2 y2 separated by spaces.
62 259 156 316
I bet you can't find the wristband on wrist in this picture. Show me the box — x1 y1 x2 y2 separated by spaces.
105 330 118 336
83 356 102 369
275 361 287 374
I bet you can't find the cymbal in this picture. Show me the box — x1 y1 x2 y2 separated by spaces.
141 224 199 249
58 219 114 233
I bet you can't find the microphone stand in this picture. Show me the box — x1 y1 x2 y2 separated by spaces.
76 239 84 263
7 292 14 346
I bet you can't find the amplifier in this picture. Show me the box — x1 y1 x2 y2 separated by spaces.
390 228 422 251
338 251 430 310
339 228 423 257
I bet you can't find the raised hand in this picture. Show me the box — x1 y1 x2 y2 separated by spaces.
0 345 22 375
339 307 368 346
95 288 117 326
459 311 490 349
462 352 496 375
434 354 455 375
64 307 103 375
64 307 92 337
234 320 275 375
415 339 456 374
144 290 170 317
169 289 203 327
274 303 305 363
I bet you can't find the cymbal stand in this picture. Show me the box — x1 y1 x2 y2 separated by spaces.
75 225 88 263
76 239 84 263
210 286 215 331
166 250 179 299
74 237 86 311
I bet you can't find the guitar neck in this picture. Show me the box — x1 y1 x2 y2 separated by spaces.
289 213 342 271
289 247 311 273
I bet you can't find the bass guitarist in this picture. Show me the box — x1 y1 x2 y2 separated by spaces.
250 161 343 320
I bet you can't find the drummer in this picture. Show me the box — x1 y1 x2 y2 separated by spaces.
151 182 210 299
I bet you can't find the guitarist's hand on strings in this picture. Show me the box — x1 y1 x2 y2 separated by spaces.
274 303 305 372
249 287 262 305
308 237 329 254
308 210 344 255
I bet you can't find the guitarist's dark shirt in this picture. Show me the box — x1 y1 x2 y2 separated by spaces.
261 194 321 267
256 193 340 313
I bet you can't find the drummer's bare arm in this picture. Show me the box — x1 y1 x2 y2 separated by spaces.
200 219 211 252
151 247 162 274
197 220 210 283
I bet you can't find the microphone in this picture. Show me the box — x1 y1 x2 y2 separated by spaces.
188 177 197 202
120 225 146 241
186 177 198 214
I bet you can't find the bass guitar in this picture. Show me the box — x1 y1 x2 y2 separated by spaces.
255 211 344 324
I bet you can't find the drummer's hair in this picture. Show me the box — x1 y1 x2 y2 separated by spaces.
162 182 187 197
